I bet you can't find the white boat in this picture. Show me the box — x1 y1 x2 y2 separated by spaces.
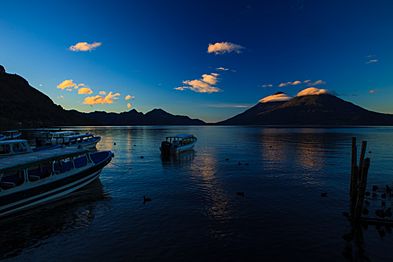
0 130 22 141
62 134 101 150
0 147 113 218
160 134 197 155
0 140 33 157
49 132 101 150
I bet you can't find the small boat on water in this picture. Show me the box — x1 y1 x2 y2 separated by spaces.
160 134 197 156
50 132 101 150
0 147 113 218
0 130 22 141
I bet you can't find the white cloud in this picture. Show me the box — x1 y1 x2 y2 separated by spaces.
297 87 329 96
57 80 86 90
307 80 326 86
83 92 121 105
57 79 77 90
216 67 229 71
207 42 244 54
125 94 135 100
369 89 376 94
259 92 292 103
278 80 303 87
366 59 378 64
262 84 273 88
99 91 106 95
69 42 102 52
176 73 220 93
127 103 132 109
78 87 93 95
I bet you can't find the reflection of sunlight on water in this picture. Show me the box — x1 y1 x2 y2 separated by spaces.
191 149 233 239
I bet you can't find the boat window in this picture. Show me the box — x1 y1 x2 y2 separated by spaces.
74 155 88 168
0 144 11 155
28 166 42 182
0 169 25 190
12 143 27 153
53 158 74 174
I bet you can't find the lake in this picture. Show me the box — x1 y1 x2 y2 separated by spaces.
1 126 393 261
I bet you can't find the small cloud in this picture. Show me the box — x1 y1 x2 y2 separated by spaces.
127 103 132 109
278 80 302 87
216 67 229 71
125 94 135 100
176 73 220 94
207 42 244 54
58 95 64 99
69 42 102 52
369 89 376 94
99 91 106 95
57 79 77 90
366 59 378 64
366 55 378 64
262 84 273 88
78 87 93 95
259 92 292 103
307 80 326 86
66 88 73 92
297 87 329 96
83 92 120 105
57 80 86 90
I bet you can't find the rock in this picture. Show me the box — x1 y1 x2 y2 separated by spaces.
0 65 5 74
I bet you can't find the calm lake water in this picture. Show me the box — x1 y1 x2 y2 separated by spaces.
2 126 393 261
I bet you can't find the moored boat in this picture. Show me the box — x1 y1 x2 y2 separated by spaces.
0 140 33 157
160 134 197 156
0 130 22 141
0 147 113 218
62 133 101 150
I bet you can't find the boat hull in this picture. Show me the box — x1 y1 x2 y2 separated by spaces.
0 151 111 218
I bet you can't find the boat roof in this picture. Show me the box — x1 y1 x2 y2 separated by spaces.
1 130 19 133
49 131 79 136
167 134 195 139
0 139 28 145
65 133 94 139
0 147 88 172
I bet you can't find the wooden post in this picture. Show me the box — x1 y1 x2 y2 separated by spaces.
350 137 358 217
354 157 371 220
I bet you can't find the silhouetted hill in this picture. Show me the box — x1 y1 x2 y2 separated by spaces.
0 66 205 129
0 69 96 129
219 94 393 125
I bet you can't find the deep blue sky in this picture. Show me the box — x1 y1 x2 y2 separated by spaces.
1 0 393 122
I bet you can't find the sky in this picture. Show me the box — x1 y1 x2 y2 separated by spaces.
1 0 393 122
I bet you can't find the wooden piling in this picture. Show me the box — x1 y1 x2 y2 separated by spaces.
354 157 371 220
350 137 358 217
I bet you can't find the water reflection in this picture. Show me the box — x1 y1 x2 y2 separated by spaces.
161 150 195 167
0 179 110 259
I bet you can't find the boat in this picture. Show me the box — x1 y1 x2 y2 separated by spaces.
160 134 197 155
0 140 33 157
0 147 113 218
0 130 22 141
49 132 101 150
62 133 101 150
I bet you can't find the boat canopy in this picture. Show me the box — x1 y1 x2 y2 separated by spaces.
167 134 195 139
0 147 88 172
64 133 94 140
0 139 27 145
